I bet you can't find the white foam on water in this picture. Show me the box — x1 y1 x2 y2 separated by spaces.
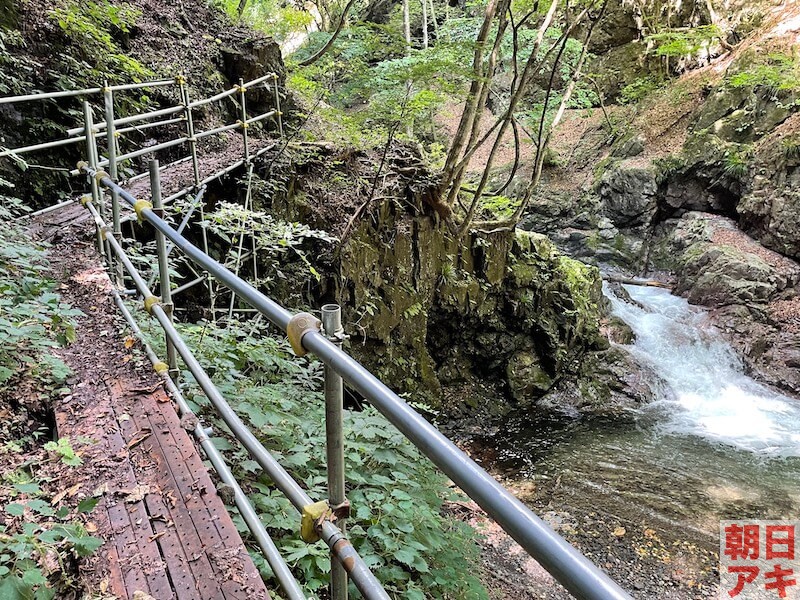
606 284 800 457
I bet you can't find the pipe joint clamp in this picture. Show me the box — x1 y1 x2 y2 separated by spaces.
300 500 329 543
143 295 160 315
153 361 169 375
133 199 152 222
287 312 321 357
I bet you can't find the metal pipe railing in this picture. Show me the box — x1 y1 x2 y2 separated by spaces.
107 79 178 93
105 136 188 165
187 86 239 109
83 165 633 600
0 136 83 158
322 305 348 600
68 104 185 136
81 193 389 600
0 86 102 104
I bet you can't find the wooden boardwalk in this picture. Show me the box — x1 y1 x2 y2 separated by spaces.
38 203 269 600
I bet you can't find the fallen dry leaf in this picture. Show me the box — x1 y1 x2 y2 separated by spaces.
51 483 82 505
122 484 151 503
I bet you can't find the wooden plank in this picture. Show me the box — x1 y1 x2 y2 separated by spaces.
126 385 226 599
143 389 266 599
108 381 175 599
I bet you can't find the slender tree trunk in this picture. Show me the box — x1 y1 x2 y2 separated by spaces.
511 0 608 222
429 0 439 39
237 0 248 17
403 0 413 136
439 0 506 194
445 0 563 229
422 0 429 48
403 0 412 51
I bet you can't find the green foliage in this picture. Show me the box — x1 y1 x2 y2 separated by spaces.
205 201 337 284
48 0 152 82
619 75 665 104
722 145 753 179
727 52 800 98
0 192 80 395
480 195 515 220
647 25 721 59
782 136 800 160
215 0 313 42
0 493 101 600
653 154 685 184
138 317 487 598
0 29 39 96
43 438 82 467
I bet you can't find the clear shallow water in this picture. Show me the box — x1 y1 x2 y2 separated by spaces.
478 285 800 538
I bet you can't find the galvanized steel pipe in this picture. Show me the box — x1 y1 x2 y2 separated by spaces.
85 197 387 600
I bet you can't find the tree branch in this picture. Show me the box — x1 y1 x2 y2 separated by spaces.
298 0 360 67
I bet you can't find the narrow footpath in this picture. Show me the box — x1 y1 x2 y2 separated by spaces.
32 203 269 600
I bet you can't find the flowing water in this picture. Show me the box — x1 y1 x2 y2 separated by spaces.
478 285 800 544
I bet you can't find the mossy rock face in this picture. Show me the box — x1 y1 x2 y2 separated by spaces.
506 351 553 402
690 48 799 144
668 212 800 306
339 202 606 414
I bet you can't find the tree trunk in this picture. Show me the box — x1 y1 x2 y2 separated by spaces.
298 0 360 67
422 0 429 48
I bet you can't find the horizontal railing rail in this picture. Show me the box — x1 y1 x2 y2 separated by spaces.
79 162 634 600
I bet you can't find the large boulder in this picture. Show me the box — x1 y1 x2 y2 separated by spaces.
659 211 800 395
598 166 658 227
220 37 285 113
670 212 800 307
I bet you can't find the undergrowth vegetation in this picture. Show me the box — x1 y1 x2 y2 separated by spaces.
137 316 487 599
49 0 152 83
0 186 99 599
0 185 79 399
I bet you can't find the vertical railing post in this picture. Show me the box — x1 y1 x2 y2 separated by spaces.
104 82 123 286
322 304 348 600
83 100 104 257
178 74 201 188
150 159 179 383
239 78 250 164
178 74 215 320
273 74 284 139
